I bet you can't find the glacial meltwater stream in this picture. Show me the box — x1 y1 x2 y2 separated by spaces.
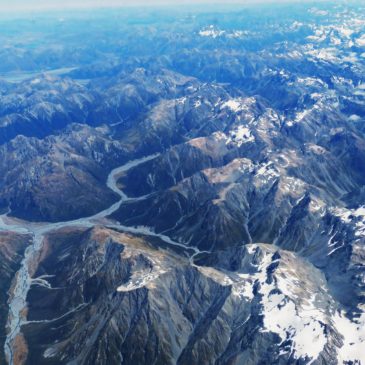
1 153 207 365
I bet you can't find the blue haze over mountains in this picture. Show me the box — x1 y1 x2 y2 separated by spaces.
0 1 365 364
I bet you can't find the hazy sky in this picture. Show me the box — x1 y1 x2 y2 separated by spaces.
0 0 324 12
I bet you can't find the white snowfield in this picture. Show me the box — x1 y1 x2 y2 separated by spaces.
333 206 365 238
198 25 246 39
210 244 365 364
199 25 225 39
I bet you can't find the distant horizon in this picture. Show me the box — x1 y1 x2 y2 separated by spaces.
0 0 334 13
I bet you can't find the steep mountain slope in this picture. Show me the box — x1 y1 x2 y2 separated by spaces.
0 2 365 365
13 226 363 365
0 125 126 222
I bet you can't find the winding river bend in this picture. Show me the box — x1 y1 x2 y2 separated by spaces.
1 153 207 365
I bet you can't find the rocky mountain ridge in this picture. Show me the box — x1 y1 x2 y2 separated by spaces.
0 2 365 364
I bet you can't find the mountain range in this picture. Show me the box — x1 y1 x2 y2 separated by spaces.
0 2 365 364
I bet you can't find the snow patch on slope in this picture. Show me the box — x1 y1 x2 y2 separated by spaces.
332 206 365 237
227 125 255 147
254 249 327 364
199 26 225 38
221 245 329 363
221 97 256 113
333 310 365 362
